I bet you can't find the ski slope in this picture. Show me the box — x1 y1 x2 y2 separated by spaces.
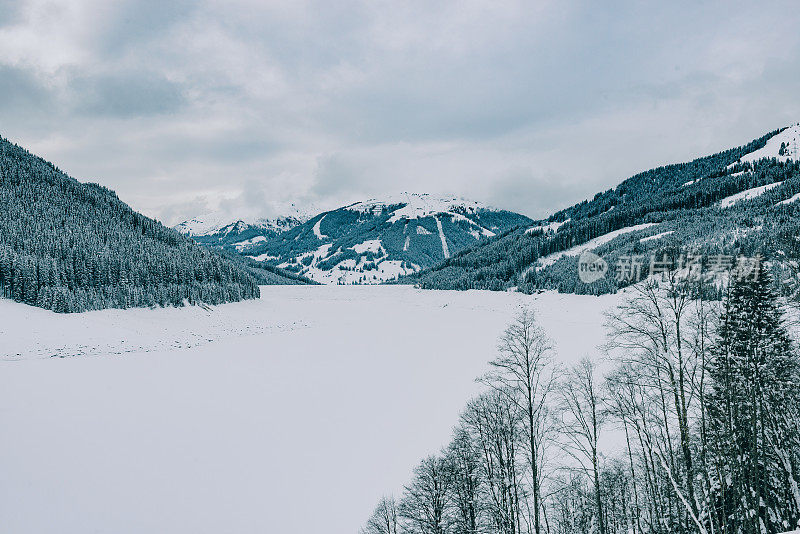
716 181 782 208
735 123 800 166
0 285 623 534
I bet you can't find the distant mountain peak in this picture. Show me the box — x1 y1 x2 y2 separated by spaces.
174 202 317 237
345 193 496 222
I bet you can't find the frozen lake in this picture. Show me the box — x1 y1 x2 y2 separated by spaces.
0 285 621 534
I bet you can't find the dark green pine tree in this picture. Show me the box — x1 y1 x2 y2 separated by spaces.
705 270 800 534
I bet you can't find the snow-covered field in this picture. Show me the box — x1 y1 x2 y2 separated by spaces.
0 285 623 534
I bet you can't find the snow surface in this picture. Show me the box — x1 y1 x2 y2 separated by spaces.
313 214 328 239
248 252 279 261
435 216 450 258
533 223 658 271
0 286 623 534
345 192 496 224
233 235 266 251
173 212 231 236
525 219 569 235
716 182 782 208
733 123 800 166
352 238 383 254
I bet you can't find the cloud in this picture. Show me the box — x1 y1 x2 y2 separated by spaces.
69 71 186 117
0 0 799 226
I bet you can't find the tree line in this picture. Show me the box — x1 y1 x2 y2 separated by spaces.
410 129 800 294
0 135 261 312
363 271 800 534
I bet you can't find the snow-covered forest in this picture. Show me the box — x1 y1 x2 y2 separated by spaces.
361 272 800 534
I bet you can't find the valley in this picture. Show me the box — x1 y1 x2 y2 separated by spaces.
0 284 621 534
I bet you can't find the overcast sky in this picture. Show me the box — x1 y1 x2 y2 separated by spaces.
1 0 799 225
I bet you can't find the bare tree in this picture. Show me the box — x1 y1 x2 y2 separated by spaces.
399 455 453 534
445 426 484 534
605 275 704 529
558 357 607 534
361 496 400 534
481 307 558 534
461 391 526 534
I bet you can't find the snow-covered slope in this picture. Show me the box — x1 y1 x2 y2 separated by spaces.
716 181 783 208
731 123 800 166
245 193 533 284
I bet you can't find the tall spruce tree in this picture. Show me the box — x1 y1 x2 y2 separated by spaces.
705 271 800 534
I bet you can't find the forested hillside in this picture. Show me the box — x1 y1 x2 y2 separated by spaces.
407 127 800 294
0 135 267 312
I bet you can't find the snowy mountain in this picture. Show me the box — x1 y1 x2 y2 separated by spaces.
173 213 234 236
243 193 533 284
174 204 315 248
410 125 800 294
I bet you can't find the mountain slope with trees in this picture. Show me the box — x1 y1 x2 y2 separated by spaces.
406 125 800 295
0 135 306 312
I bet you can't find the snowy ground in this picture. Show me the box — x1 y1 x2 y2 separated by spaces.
0 285 623 534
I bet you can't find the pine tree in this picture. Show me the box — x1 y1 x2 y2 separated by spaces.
706 271 800 534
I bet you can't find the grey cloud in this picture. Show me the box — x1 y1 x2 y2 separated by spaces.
0 0 799 225
0 65 53 114
0 0 21 27
95 0 198 57
69 71 186 117
487 167 593 220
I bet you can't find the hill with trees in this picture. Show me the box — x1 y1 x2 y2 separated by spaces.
0 135 307 312
405 125 800 295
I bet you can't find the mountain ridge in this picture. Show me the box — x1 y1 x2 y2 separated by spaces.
404 125 800 294
0 135 310 313
186 193 534 284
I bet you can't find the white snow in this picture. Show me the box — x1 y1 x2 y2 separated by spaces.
640 230 675 243
447 212 495 237
312 214 328 239
174 203 316 237
435 216 450 259
0 285 624 534
779 192 800 205
173 212 231 236
403 235 410 251
732 123 800 166
351 239 383 254
716 182 782 208
233 235 266 251
249 252 279 262
345 193 496 224
534 223 658 270
416 225 432 235
526 219 569 235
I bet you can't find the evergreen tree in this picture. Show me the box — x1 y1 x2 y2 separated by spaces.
705 271 800 534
